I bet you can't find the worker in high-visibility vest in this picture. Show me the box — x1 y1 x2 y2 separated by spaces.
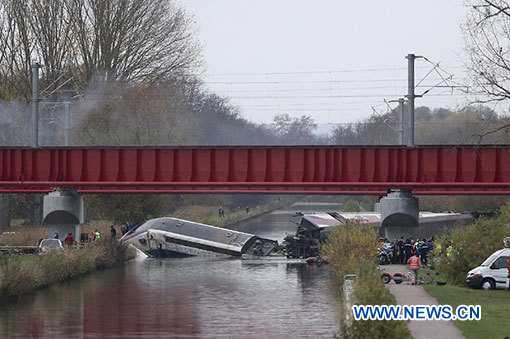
446 244 454 261
408 253 421 285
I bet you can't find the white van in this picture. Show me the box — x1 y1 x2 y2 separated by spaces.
38 238 63 254
466 248 510 290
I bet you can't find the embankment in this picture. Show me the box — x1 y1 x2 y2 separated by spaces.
173 199 292 228
0 240 134 300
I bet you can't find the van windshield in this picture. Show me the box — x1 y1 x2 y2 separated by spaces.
481 254 498 266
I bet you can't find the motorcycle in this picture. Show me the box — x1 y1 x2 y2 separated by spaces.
379 243 394 265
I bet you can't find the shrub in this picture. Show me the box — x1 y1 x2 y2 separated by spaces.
322 223 410 338
342 199 361 212
322 222 379 277
346 267 410 339
434 202 510 285
0 240 134 299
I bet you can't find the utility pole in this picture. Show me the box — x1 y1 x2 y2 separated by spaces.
389 98 405 145
397 98 404 145
405 54 422 147
64 92 71 146
32 63 40 148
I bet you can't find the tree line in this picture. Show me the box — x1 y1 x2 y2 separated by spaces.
2 0 510 226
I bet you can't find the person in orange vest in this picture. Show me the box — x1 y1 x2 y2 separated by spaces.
408 253 421 285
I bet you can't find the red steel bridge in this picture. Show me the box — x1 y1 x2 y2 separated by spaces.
1 145 510 195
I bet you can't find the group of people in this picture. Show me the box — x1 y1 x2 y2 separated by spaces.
51 221 132 246
380 237 435 266
52 229 101 246
53 231 75 246
120 221 134 236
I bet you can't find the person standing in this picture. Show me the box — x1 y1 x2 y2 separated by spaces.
408 253 421 285
53 232 59 240
64 233 74 247
396 237 404 264
111 225 117 240
93 228 101 241
403 238 412 263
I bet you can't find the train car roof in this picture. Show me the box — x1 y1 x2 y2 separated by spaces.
133 217 256 247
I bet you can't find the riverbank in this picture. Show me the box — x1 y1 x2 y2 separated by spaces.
172 199 291 228
0 240 133 300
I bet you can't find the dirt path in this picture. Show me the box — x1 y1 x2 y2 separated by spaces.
383 265 464 339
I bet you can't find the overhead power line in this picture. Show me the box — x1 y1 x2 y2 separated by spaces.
222 93 478 99
202 65 465 77
202 77 468 85
211 83 459 93
201 66 424 76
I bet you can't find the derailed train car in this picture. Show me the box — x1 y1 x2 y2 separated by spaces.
284 212 343 258
284 212 380 258
121 217 278 258
284 210 472 258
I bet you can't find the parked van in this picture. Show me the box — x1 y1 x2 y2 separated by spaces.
466 248 510 290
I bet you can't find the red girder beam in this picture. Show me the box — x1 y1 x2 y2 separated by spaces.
0 145 509 195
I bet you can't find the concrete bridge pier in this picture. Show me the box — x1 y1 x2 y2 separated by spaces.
43 188 84 241
376 189 419 239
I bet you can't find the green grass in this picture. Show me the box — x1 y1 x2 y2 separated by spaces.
9 219 29 227
424 284 510 339
198 200 286 227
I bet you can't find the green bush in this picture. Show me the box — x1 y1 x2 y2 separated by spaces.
342 199 361 212
434 203 510 285
322 223 379 277
346 265 410 339
322 223 410 339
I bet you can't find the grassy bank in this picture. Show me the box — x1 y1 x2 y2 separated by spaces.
0 240 134 299
0 227 48 246
196 200 288 227
322 223 411 339
424 285 510 338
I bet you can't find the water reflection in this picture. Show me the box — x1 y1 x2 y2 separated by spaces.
1 258 338 338
0 206 340 338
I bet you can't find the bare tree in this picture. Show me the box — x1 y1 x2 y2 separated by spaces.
0 0 33 102
65 0 202 86
272 114 318 145
0 0 202 101
462 1 510 137
464 0 510 102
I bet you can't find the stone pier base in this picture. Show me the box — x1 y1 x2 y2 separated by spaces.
43 188 84 241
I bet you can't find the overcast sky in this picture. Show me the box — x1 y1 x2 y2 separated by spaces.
182 0 468 124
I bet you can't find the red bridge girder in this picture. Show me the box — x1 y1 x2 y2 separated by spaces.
1 145 510 195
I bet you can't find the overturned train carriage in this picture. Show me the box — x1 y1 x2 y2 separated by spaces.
285 212 344 259
121 217 278 258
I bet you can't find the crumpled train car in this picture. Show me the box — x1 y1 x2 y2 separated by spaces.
121 217 277 258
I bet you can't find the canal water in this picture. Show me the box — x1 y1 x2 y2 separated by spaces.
0 203 341 338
